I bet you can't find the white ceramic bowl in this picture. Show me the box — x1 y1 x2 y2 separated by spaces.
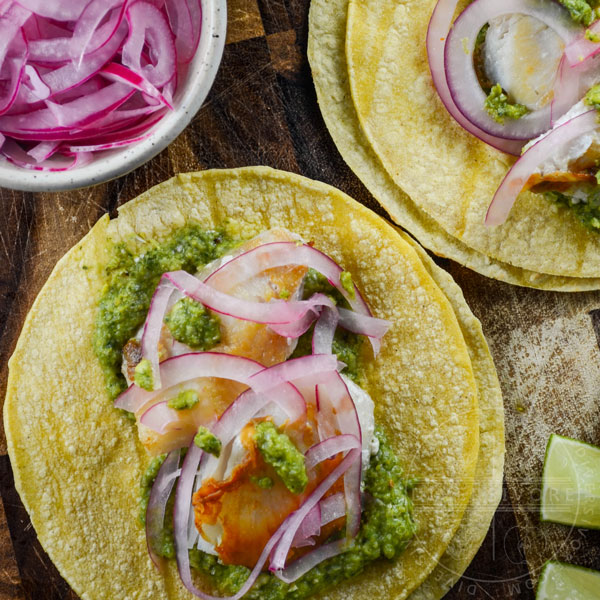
0 0 227 192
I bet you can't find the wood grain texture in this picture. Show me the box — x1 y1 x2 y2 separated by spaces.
0 1 598 598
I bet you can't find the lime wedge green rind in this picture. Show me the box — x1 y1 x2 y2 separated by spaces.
537 561 600 600
541 434 600 529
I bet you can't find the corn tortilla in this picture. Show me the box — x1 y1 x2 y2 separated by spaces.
308 0 600 291
344 0 600 280
402 231 504 600
5 168 495 600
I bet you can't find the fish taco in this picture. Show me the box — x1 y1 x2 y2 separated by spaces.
5 167 503 600
310 0 600 288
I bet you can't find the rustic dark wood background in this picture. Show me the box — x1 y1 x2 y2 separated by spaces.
1 1 599 598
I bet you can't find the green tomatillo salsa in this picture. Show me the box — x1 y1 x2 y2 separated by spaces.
254 421 308 495
545 188 600 231
165 297 221 350
484 84 530 125
194 426 222 457
558 0 599 25
93 225 238 400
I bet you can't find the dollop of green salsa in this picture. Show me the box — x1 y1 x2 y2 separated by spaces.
134 358 154 391
251 476 275 489
586 28 600 42
194 426 222 457
301 268 345 305
168 389 200 411
254 421 308 495
484 84 529 125
559 0 598 26
93 225 237 399
165 297 221 350
585 83 600 111
545 188 600 231
339 271 355 299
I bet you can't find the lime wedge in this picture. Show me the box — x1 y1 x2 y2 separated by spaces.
541 434 600 528
537 561 600 600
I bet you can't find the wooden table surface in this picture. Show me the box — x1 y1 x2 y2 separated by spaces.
1 1 600 598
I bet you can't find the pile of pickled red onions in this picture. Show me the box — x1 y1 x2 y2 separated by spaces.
428 0 600 224
0 0 202 171
116 240 391 599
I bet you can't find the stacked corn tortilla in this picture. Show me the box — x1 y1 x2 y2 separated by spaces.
5 168 503 600
308 0 600 290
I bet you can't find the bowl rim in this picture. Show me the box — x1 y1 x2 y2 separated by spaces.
0 0 227 193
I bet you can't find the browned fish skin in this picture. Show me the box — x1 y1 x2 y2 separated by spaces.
122 339 142 381
525 142 600 193
525 172 596 193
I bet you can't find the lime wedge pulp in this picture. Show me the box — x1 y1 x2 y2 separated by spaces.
537 561 600 600
541 434 600 529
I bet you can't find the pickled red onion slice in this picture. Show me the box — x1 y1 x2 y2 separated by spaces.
312 307 338 355
165 0 201 64
319 492 347 527
26 140 58 162
122 2 176 88
290 503 320 549
22 64 50 100
291 492 346 549
115 352 265 414
13 0 88 22
100 63 173 108
140 282 176 390
165 271 334 326
550 55 583 127
246 354 341 393
565 20 600 66
34 23 128 99
138 354 339 434
28 12 122 64
64 130 155 153
205 242 369 314
139 401 181 433
146 449 180 569
276 540 346 584
71 0 125 65
268 309 324 339
1 138 92 170
315 372 362 539
426 0 522 155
